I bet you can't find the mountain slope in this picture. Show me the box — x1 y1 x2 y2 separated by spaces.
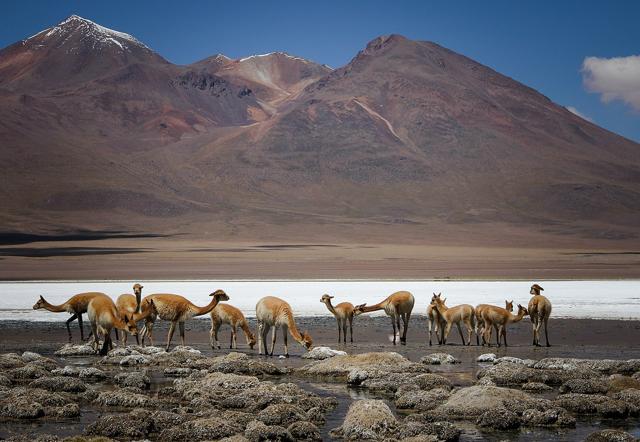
1 20 639 246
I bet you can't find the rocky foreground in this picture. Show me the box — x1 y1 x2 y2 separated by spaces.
0 345 639 441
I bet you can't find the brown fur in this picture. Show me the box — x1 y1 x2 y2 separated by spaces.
432 294 476 346
528 284 552 346
321 294 360 343
476 300 513 345
354 291 415 345
140 289 229 351
88 296 156 355
210 303 256 350
33 292 108 341
256 296 312 356
481 304 529 347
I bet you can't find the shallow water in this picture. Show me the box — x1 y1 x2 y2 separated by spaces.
3 279 639 321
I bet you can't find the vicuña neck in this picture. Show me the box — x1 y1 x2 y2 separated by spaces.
191 297 220 317
359 301 385 313
41 298 68 312
285 309 304 342
323 300 338 316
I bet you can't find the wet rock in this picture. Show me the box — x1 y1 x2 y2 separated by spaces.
9 364 50 380
257 403 307 426
439 385 539 417
555 393 610 414
79 367 107 381
420 353 460 365
119 354 151 366
0 373 11 387
287 421 321 441
476 407 521 430
301 346 347 360
597 399 633 418
85 412 153 438
190 352 287 376
559 378 609 394
50 402 81 418
54 344 95 356
330 400 398 440
172 345 202 354
495 356 536 367
149 410 186 431
476 353 497 363
160 416 241 441
298 352 428 379
522 382 553 392
395 388 450 411
0 353 25 369
21 352 43 363
477 362 543 386
521 407 576 427
608 375 640 393
585 429 637 442
114 371 150 389
51 365 80 377
165 367 193 377
401 421 460 442
414 373 453 391
534 358 640 375
220 436 250 442
245 420 292 442
94 390 150 408
29 376 87 393
0 397 45 418
611 388 640 407
350 371 417 393
127 345 165 355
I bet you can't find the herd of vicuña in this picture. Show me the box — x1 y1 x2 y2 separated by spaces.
33 283 552 355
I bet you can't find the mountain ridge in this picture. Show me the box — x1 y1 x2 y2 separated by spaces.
1 16 639 247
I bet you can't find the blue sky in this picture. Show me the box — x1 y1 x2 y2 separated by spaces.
2 0 639 142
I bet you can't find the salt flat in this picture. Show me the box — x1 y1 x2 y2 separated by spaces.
2 280 639 321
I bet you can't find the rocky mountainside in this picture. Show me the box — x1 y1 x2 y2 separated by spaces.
1 17 639 245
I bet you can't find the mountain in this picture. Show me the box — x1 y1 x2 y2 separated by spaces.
1 18 639 247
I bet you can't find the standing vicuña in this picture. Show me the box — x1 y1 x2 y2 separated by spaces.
88 296 156 355
476 300 513 345
141 290 229 351
354 291 415 345
320 294 359 343
427 294 446 345
256 296 312 357
210 303 256 350
33 292 107 341
481 304 528 347
431 294 476 346
528 283 552 347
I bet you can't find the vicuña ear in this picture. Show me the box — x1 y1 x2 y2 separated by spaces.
124 315 129 322
40 295 44 301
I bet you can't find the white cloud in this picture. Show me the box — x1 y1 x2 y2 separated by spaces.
581 55 640 111
565 106 593 122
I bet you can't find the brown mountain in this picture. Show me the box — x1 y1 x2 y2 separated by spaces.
1 18 639 248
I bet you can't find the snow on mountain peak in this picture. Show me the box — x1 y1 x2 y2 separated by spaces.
25 14 151 52
237 51 311 64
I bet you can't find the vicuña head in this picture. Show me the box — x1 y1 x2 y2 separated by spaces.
133 283 144 295
353 303 366 315
299 331 313 350
506 300 514 312
517 304 529 317
320 294 333 303
431 292 446 305
530 284 544 295
210 289 230 301
122 313 139 336
33 295 46 310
